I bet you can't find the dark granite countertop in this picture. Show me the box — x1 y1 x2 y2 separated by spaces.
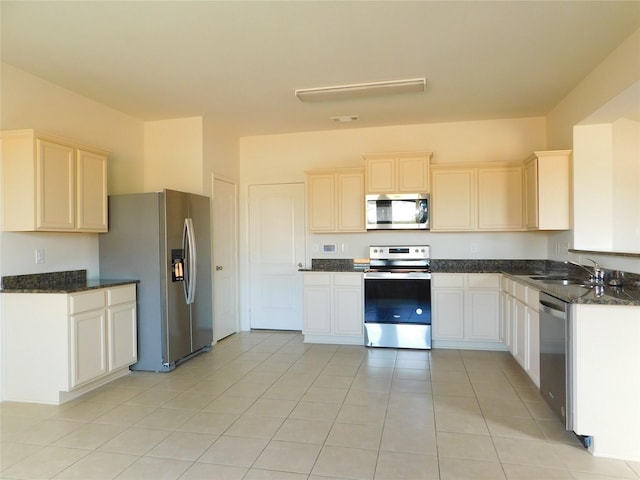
506 274 640 306
300 258 640 306
1 270 138 294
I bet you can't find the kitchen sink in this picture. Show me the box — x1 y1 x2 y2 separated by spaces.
529 276 593 286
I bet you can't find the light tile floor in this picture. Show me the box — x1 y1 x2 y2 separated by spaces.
1 331 639 479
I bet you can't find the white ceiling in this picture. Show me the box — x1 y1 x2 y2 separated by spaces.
1 1 639 137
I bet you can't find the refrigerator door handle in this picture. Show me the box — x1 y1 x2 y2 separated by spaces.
182 218 197 304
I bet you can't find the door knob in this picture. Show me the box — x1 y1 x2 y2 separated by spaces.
216 265 223 271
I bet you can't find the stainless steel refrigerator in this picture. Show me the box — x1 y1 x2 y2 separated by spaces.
99 189 213 371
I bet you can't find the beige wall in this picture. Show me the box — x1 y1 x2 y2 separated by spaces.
0 63 145 195
239 117 549 258
545 28 640 274
144 117 204 194
203 118 240 198
547 28 640 149
240 117 547 184
0 63 145 279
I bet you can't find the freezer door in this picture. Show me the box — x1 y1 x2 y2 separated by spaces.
189 193 213 351
163 190 192 364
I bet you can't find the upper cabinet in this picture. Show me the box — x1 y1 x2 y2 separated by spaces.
306 168 365 233
524 150 571 230
363 152 432 194
1 130 109 232
478 164 524 231
430 163 524 232
430 166 477 231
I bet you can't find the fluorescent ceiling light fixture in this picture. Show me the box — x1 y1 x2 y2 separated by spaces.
295 78 426 103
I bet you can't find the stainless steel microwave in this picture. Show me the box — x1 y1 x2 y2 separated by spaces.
366 193 429 230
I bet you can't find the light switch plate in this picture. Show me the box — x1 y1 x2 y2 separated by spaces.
322 244 337 254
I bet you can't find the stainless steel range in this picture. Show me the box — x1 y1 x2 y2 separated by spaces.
364 245 432 349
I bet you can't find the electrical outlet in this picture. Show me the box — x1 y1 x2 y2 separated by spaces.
35 249 45 264
470 243 479 253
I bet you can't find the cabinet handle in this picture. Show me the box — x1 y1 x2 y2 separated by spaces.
215 265 223 271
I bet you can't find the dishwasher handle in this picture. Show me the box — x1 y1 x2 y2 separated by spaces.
540 300 567 319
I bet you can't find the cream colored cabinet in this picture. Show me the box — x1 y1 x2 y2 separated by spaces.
363 152 432 194
302 273 332 334
572 304 640 460
306 168 365 232
0 129 108 232
477 165 524 230
432 273 502 349
302 272 363 344
76 149 108 231
524 150 571 230
431 163 524 232
430 167 477 231
70 290 108 388
502 277 540 387
500 277 513 351
1 284 137 404
526 301 540 387
514 296 527 368
107 285 138 372
432 274 465 340
465 274 501 341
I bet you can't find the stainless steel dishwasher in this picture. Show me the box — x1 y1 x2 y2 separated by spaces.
539 292 573 430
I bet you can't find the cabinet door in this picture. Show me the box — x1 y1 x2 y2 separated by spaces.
430 168 477 230
336 171 365 232
70 309 107 388
333 287 363 336
524 158 539 229
108 302 137 372
365 158 395 194
478 166 523 230
77 149 108 232
465 289 500 341
432 288 465 340
537 152 570 230
36 139 75 230
303 274 332 334
501 291 511 348
526 307 540 387
397 156 429 193
307 174 335 231
514 299 527 367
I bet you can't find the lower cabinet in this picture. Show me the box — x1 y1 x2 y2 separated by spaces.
302 272 363 344
502 276 540 387
2 284 137 404
432 273 503 349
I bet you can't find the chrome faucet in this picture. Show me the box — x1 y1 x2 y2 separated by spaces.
565 259 605 284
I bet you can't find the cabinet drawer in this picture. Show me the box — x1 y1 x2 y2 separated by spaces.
334 273 362 287
503 276 516 296
107 284 136 306
515 282 527 303
432 274 464 288
466 273 500 288
70 290 105 314
303 273 331 286
526 287 539 310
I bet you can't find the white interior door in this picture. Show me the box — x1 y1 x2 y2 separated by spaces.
249 183 306 330
213 178 238 341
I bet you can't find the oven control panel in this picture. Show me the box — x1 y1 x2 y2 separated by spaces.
369 245 430 260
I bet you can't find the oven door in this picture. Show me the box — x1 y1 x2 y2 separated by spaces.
364 272 432 349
